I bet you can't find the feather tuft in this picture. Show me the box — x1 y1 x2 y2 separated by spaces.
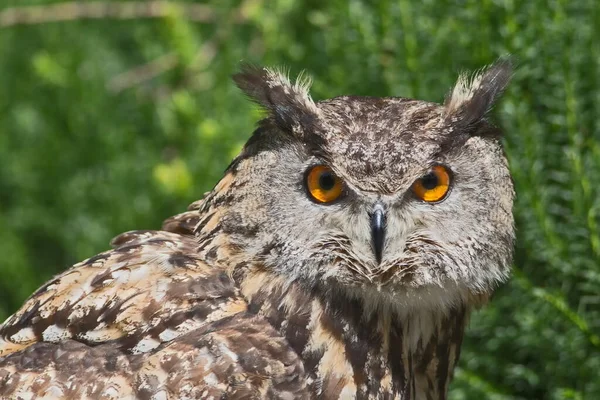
233 65 320 133
444 58 513 130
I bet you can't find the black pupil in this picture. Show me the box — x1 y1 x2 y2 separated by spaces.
420 172 439 190
319 171 336 191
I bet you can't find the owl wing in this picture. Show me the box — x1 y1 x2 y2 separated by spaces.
0 229 244 356
0 227 309 398
0 313 308 398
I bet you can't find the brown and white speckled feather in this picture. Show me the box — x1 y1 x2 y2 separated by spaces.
0 230 245 357
1 61 514 399
0 314 309 399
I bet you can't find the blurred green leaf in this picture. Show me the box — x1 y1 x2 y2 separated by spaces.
153 158 193 196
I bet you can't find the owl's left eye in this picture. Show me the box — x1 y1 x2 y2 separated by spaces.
411 165 452 203
305 165 344 203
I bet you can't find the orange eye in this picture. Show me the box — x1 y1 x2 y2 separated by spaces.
411 165 452 202
306 165 344 203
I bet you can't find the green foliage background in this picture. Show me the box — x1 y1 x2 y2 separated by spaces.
0 0 599 398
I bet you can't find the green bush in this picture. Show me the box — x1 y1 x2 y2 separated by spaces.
0 1 598 398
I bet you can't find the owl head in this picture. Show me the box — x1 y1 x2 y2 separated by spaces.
204 61 514 313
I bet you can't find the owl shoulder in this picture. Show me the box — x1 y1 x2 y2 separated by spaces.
0 311 309 398
0 229 245 357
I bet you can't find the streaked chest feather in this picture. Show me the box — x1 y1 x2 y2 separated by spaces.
239 269 467 399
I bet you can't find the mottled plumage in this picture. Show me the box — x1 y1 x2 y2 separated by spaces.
0 61 514 399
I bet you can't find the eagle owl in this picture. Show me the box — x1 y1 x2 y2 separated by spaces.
0 61 514 399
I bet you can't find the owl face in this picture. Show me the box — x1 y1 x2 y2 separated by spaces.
224 63 514 310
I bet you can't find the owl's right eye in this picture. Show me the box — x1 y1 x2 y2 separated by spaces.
305 165 344 204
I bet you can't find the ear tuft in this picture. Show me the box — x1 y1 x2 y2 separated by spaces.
233 64 320 131
444 58 513 129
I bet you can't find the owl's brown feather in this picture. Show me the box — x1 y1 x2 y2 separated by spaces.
0 226 312 398
0 313 309 399
0 230 246 357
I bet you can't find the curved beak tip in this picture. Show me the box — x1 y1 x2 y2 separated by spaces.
371 205 386 264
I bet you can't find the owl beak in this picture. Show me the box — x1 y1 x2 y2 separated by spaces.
370 203 386 264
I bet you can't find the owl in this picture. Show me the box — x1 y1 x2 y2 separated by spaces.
0 61 514 399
